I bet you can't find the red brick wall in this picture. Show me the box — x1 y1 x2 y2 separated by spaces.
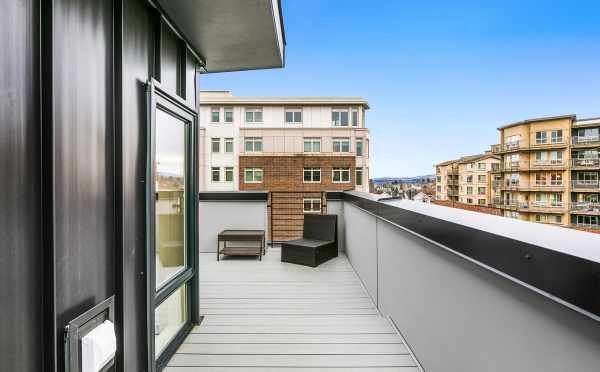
432 200 502 216
238 155 356 192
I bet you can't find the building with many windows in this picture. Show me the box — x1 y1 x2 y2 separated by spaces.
198 91 370 240
491 115 600 230
457 153 501 206
435 153 500 207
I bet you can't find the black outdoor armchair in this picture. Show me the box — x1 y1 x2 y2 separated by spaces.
281 214 338 267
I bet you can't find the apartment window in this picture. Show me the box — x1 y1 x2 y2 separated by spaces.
535 173 546 185
477 175 486 183
551 130 563 143
356 139 363 156
303 168 321 183
211 167 220 182
550 150 563 163
332 109 349 126
245 107 263 123
224 138 234 153
535 131 547 144
478 187 485 195
351 108 359 127
505 135 521 148
211 107 220 123
224 107 233 123
285 108 302 123
535 214 546 222
478 199 486 205
467 163 473 170
356 167 364 186
466 175 473 183
466 198 473 204
554 215 562 224
437 186 442 192
244 168 263 183
436 176 441 183
332 167 351 183
224 167 234 182
303 198 322 213
550 173 563 185
333 137 350 153
303 137 321 153
477 162 486 171
211 138 220 153
466 186 473 195
244 137 263 152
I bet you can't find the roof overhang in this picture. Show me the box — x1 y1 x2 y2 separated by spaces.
156 0 285 73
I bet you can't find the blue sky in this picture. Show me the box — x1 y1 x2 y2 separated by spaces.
200 0 600 177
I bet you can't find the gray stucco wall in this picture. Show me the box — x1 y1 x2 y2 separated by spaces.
198 201 268 253
343 202 600 372
326 200 346 252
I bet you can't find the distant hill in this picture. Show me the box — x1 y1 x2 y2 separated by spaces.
372 175 435 185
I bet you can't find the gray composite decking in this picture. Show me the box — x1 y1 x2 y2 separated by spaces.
165 247 420 371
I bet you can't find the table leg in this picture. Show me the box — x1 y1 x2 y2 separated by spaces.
216 240 219 261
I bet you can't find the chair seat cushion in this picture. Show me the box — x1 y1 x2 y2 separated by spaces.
284 238 334 248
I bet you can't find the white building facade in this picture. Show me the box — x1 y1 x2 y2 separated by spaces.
198 91 371 192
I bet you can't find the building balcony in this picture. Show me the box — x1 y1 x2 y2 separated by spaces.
572 180 600 191
572 135 600 147
496 141 524 153
529 139 568 150
570 202 600 214
529 160 567 170
527 200 567 212
193 191 600 372
572 158 600 169
525 182 565 191
447 179 458 185
447 189 459 196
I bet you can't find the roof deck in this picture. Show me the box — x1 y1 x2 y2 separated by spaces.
165 248 421 371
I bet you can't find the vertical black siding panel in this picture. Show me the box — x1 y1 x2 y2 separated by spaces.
120 0 154 369
0 1 42 371
52 0 115 370
160 21 180 96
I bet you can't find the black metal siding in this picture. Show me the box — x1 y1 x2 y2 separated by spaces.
51 1 116 371
0 1 42 371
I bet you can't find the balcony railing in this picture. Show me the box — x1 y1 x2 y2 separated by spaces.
572 158 600 168
532 181 564 189
572 223 600 230
572 180 600 189
570 202 600 213
530 159 565 168
572 135 600 145
529 200 565 209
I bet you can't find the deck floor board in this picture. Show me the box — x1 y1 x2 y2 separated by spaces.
166 248 420 371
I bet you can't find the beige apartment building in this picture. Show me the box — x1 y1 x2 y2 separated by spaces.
436 153 500 206
492 115 573 225
457 154 501 206
491 114 600 230
435 159 459 202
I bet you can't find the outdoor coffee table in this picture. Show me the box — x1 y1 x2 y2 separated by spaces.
217 230 265 261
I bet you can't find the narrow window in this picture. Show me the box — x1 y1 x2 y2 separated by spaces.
224 167 234 182
211 167 220 182
224 107 233 123
356 139 363 156
356 167 363 186
351 108 359 127
224 138 234 153
211 107 220 123
211 138 220 153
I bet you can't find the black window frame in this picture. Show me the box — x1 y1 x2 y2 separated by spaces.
146 80 199 371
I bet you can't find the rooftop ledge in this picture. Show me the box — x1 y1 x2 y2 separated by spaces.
341 191 600 321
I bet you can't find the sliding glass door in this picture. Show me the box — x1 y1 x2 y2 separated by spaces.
147 81 198 370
